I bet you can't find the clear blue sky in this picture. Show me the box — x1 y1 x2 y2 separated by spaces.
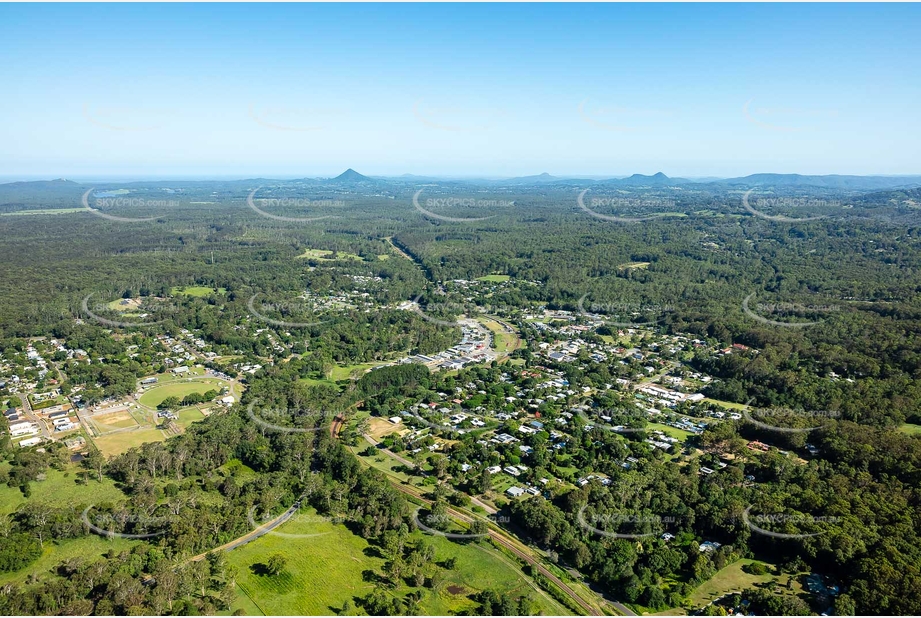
1 3 919 179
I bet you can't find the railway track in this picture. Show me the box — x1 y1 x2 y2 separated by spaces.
332 413 611 616
385 479 601 616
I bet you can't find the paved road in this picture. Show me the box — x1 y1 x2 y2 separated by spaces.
15 388 52 441
188 499 302 562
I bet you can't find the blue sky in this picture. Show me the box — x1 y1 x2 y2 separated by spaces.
1 3 919 180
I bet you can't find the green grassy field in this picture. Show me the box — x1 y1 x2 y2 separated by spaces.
171 285 227 297
92 427 168 457
647 422 693 441
296 248 364 261
226 506 563 616
92 409 140 430
0 534 136 586
476 274 511 282
650 558 803 616
0 466 125 516
899 423 921 436
138 378 224 407
327 362 380 381
351 443 418 484
703 397 748 411
476 317 521 356
177 407 206 426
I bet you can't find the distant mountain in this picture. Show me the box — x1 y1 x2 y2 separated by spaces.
510 172 559 183
710 173 921 191
0 178 87 212
605 172 689 186
329 168 373 183
0 178 83 189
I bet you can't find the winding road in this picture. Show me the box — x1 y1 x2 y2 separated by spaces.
188 499 302 563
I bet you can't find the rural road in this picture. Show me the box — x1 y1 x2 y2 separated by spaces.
188 498 302 562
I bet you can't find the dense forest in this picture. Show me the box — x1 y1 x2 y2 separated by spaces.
1 177 921 615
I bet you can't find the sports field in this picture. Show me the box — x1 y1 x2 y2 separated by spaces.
92 408 141 430
138 378 224 408
92 427 168 457
476 274 511 282
476 317 521 356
